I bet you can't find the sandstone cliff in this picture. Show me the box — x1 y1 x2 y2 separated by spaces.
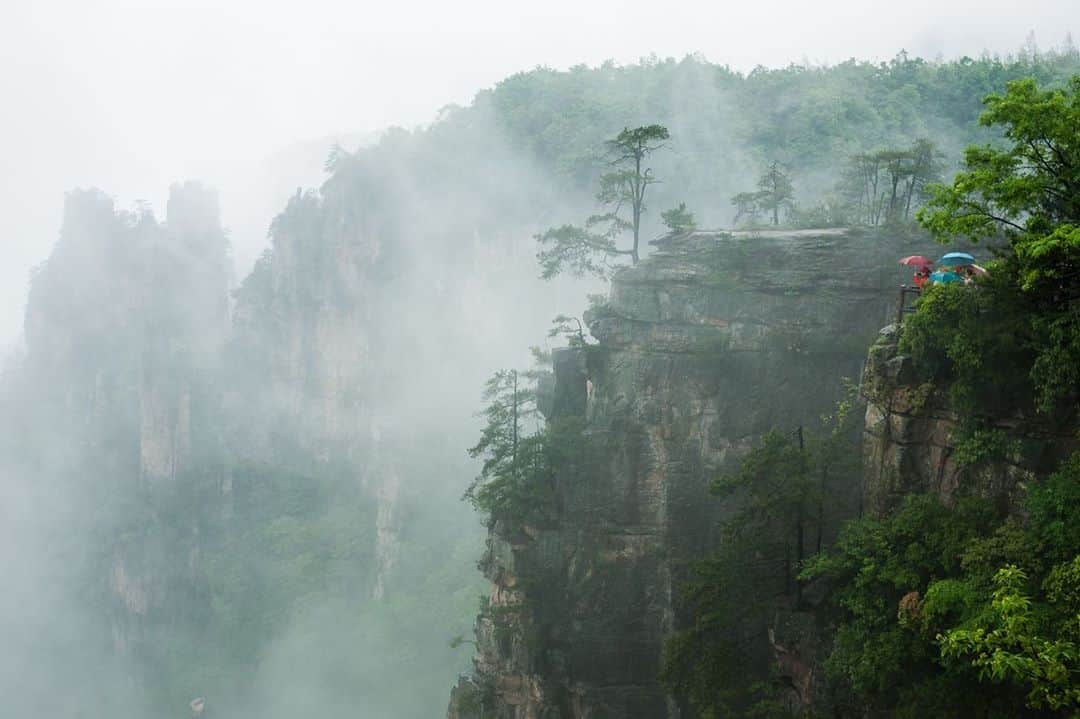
861 323 1079 513
449 228 928 719
14 183 231 658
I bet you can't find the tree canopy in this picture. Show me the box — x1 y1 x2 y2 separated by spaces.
536 124 669 278
907 75 1080 415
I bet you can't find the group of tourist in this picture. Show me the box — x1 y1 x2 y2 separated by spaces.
901 252 985 288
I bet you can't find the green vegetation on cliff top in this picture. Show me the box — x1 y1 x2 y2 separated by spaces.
664 74 1080 718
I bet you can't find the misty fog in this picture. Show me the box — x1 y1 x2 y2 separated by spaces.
1 1 1078 718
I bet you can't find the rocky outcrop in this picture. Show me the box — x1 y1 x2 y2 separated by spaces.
861 323 1079 513
449 228 929 719
16 184 231 657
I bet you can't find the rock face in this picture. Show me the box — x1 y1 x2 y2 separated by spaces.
14 183 231 657
861 324 1079 513
449 228 927 719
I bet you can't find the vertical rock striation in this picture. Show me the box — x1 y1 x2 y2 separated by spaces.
16 183 231 658
860 324 1079 513
450 228 927 718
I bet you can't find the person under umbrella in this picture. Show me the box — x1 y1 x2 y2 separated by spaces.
913 265 933 288
899 255 933 288
938 251 976 270
930 270 963 285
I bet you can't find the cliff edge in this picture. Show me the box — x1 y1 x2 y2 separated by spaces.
449 228 931 719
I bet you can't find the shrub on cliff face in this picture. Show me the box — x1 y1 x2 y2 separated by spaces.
899 278 1031 416
535 124 670 277
802 456 1080 717
465 368 547 521
661 386 863 716
940 562 1080 713
905 75 1080 418
465 361 589 524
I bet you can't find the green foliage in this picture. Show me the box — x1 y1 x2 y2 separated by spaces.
709 429 814 595
548 314 592 347
803 452 1080 717
909 75 1080 416
731 161 794 226
917 76 1080 245
1025 453 1080 567
536 124 669 277
899 280 1032 416
661 555 771 718
950 424 1021 468
661 201 697 234
490 51 1080 196
465 369 544 519
787 196 850 228
465 362 589 525
939 563 1080 713
839 139 945 225
449 634 476 649
534 223 623 279
662 385 863 716
801 495 1006 715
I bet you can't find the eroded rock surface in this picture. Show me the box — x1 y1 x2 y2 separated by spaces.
449 228 923 719
861 324 1078 513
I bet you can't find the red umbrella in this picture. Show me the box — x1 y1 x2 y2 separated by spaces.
899 255 932 267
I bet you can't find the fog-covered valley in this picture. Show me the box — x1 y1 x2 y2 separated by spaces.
3 3 1080 718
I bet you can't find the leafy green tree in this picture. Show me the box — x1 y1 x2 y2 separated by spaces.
878 149 914 224
912 75 1080 414
902 138 946 220
548 314 591 348
711 430 814 602
839 139 943 225
801 496 1010 716
840 151 887 225
757 161 795 226
730 190 763 226
465 369 545 519
536 125 669 277
802 453 1080 717
661 201 697 235
731 161 794 226
899 277 1031 418
939 563 1080 713
465 354 592 524
662 387 862 716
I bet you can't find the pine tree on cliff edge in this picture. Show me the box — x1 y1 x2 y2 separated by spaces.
536 124 670 278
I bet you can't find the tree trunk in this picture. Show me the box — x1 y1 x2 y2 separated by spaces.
632 207 640 264
511 371 518 469
632 153 642 264
904 176 917 220
816 465 826 554
795 426 806 607
889 171 901 223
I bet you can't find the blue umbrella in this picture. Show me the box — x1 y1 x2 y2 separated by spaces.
930 270 963 284
938 252 975 266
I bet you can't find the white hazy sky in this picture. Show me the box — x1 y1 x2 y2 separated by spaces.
1 0 1077 345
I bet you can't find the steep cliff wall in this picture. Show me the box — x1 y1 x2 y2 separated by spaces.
449 228 933 719
13 183 231 661
861 323 1079 513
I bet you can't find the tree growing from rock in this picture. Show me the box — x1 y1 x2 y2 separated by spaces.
536 124 670 278
731 161 794 226
465 369 541 519
662 386 862 716
661 201 697 235
840 139 944 225
912 75 1080 414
